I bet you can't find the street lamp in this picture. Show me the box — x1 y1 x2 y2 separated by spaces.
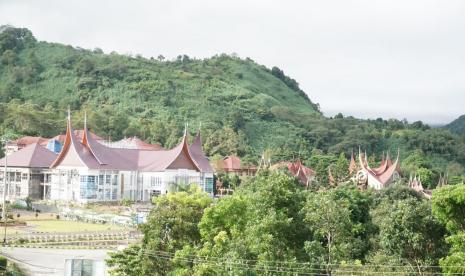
1 138 8 245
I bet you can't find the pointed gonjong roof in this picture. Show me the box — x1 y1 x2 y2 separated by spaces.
408 175 432 199
50 112 211 173
349 151 357 174
357 149 402 188
270 160 315 187
189 131 214 173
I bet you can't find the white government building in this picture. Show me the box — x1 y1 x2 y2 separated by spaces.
0 112 214 203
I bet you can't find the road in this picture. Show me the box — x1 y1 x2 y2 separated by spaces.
1 247 111 275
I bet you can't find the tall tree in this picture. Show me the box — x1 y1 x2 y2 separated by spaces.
107 186 212 275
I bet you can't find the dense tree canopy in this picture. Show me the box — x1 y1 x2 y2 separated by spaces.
107 172 456 275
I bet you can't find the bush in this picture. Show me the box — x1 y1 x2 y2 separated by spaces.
0 256 6 271
121 199 133 207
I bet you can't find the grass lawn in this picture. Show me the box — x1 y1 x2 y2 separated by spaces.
25 220 129 233
1 220 131 237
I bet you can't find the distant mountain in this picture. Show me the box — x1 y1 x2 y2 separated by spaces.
445 115 465 134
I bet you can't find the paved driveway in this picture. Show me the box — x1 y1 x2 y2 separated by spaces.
1 247 111 276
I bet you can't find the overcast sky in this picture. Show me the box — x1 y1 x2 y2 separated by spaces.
1 0 464 124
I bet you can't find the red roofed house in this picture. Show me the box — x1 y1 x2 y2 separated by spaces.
352 149 402 190
270 160 315 188
5 136 49 155
408 175 432 199
215 155 257 177
48 111 214 203
0 143 57 200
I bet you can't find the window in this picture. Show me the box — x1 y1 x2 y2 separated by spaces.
80 175 97 200
150 177 162 187
151 190 161 197
205 177 214 193
22 173 28 181
15 185 21 196
71 259 93 276
15 172 21 182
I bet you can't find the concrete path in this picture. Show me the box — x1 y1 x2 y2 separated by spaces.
1 247 111 276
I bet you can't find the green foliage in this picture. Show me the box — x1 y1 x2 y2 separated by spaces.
432 185 465 232
303 190 355 274
372 195 447 273
120 198 133 207
302 185 376 274
0 256 6 272
107 187 212 275
433 185 465 274
107 171 460 274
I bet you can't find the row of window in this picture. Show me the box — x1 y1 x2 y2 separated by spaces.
0 185 22 196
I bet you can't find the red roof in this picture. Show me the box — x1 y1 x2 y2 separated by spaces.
10 136 49 147
222 156 242 171
349 152 357 174
189 132 214 173
51 117 209 173
0 143 57 168
271 160 315 186
358 149 401 188
52 130 104 144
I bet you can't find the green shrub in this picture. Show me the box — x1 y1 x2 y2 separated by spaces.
0 256 7 271
120 199 133 207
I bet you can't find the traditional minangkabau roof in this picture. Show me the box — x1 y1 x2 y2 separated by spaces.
50 112 209 173
408 175 432 199
189 131 214 173
357 149 402 188
52 130 104 144
271 160 315 186
0 142 57 168
349 152 357 175
138 129 201 172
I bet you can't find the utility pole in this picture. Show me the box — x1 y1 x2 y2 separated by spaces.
2 138 8 245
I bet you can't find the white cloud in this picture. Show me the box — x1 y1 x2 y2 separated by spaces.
1 0 464 124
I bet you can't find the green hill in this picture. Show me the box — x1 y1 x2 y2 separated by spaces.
0 26 322 159
445 115 465 134
0 26 464 178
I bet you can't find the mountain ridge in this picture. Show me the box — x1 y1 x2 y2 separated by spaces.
445 115 465 134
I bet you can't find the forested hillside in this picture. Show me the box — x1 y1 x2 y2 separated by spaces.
0 26 464 184
445 115 465 134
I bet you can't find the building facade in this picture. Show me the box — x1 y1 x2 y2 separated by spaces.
351 150 402 190
0 143 56 201
48 113 214 203
1 113 215 203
